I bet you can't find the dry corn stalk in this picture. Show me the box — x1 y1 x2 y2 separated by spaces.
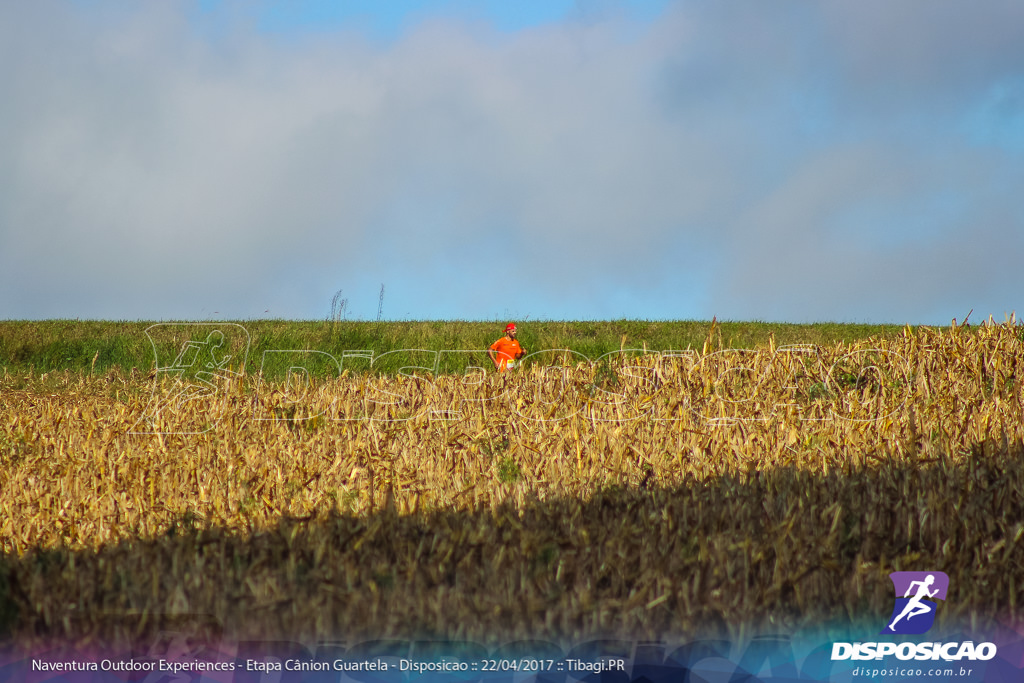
1 324 1023 646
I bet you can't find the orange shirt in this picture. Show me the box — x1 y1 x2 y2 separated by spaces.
489 337 523 371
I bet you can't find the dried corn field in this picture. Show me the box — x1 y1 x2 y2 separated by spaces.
1 323 1024 648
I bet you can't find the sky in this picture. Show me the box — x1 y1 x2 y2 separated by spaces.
1 0 1023 324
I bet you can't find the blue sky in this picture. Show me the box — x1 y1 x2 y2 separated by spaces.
243 0 671 38
2 1 1023 323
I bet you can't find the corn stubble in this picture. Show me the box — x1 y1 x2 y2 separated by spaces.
1 323 1023 647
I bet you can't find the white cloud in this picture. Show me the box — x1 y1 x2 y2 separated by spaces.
1 1 1022 322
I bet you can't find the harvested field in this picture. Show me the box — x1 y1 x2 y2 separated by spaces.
1 322 1023 648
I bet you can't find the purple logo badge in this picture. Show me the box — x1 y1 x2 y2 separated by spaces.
883 571 949 635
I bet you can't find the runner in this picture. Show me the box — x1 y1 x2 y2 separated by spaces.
488 323 526 372
887 574 939 632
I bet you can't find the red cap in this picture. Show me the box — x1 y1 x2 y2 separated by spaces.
505 323 516 332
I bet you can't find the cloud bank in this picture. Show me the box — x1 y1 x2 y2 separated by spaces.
1 1 1022 322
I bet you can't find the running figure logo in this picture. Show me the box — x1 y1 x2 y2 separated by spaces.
883 571 949 635
131 323 250 435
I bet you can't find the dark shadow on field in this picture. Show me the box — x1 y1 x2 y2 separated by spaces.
2 440 1024 650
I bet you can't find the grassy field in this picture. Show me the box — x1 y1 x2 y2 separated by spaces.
0 319 912 378
1 319 1022 650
